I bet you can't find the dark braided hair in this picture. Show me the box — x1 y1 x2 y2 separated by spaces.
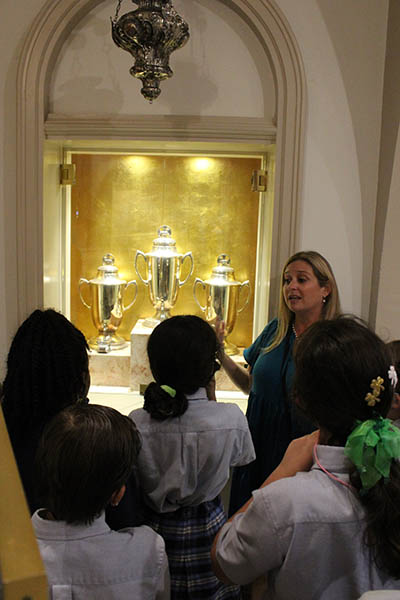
2 309 89 439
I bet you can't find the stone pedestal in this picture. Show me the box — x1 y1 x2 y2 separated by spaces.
88 345 131 387
130 318 156 391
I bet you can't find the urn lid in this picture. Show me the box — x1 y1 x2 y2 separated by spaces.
206 254 241 286
148 225 182 257
90 254 126 285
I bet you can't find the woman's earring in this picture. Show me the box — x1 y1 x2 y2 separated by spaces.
322 297 326 304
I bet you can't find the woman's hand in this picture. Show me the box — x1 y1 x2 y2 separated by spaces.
266 430 319 483
215 318 226 347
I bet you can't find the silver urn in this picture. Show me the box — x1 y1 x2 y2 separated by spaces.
79 253 138 352
135 225 194 320
193 254 250 355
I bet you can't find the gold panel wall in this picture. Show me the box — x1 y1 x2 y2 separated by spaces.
71 154 260 348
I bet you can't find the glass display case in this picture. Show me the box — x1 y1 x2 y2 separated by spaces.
43 145 275 392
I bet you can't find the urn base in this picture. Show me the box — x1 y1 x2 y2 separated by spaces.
224 338 239 356
89 333 128 353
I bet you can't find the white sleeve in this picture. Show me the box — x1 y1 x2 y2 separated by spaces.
230 409 256 467
155 551 170 600
215 489 285 585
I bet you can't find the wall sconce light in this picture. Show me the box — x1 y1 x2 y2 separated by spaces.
111 0 190 103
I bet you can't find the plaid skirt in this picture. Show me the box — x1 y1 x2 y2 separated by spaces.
145 496 242 599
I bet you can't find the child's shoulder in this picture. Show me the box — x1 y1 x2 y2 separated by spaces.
130 401 247 433
112 524 167 558
193 400 248 431
119 523 164 542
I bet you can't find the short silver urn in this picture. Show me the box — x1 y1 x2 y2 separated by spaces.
135 225 194 321
193 254 250 355
79 253 138 353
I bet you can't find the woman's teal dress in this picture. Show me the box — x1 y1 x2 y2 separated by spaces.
228 318 314 515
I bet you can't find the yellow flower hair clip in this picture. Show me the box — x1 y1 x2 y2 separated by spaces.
365 376 385 407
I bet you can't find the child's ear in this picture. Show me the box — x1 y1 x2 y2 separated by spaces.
387 393 400 421
392 392 400 409
110 484 126 507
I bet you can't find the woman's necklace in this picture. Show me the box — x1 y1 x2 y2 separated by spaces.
292 323 298 338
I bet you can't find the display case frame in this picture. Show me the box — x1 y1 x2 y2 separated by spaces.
44 140 275 343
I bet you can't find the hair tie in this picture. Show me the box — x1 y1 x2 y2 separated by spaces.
344 417 400 491
160 385 176 398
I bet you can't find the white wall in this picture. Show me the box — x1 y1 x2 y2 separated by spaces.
374 0 400 341
50 0 273 119
275 0 388 318
0 0 49 376
376 126 400 341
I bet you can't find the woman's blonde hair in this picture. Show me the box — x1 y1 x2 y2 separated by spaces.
265 250 341 353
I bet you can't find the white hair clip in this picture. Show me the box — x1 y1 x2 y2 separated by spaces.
388 365 398 389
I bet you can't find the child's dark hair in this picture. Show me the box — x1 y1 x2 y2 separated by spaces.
144 315 218 420
2 309 89 437
294 316 400 578
387 340 400 394
35 404 141 525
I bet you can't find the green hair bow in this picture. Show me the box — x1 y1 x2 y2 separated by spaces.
344 417 400 491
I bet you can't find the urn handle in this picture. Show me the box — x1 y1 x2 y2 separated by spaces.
238 280 251 314
123 280 138 312
134 250 150 285
178 252 194 287
78 278 91 309
193 278 207 312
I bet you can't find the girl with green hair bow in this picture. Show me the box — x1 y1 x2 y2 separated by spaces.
293 317 400 578
212 317 400 599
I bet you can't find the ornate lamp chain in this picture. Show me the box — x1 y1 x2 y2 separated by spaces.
113 0 123 22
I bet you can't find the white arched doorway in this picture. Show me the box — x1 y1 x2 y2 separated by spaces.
16 0 305 322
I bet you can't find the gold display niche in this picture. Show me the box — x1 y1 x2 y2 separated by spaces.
44 140 275 392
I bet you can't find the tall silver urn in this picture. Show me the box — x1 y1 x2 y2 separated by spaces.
193 254 250 355
135 225 194 321
79 253 138 352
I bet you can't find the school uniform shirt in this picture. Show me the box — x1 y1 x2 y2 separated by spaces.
359 593 400 600
215 445 400 600
130 388 255 513
32 510 170 600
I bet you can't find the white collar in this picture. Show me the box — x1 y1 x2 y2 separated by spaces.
185 387 207 401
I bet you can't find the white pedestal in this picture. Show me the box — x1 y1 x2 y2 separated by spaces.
130 318 156 391
88 345 131 387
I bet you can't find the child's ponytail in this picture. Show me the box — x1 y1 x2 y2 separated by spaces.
144 382 188 420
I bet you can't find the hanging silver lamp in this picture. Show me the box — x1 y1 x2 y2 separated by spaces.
111 0 190 102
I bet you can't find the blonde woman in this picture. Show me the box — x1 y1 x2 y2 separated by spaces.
218 250 341 513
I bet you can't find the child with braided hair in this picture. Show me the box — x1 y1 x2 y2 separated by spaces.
130 315 255 599
212 316 400 599
1 309 90 513
1 309 142 530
